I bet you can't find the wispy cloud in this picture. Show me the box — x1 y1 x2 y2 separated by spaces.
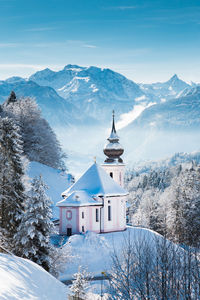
145 7 200 25
105 6 138 11
82 44 97 49
116 103 156 130
0 43 21 48
67 40 98 49
24 26 58 32
113 6 137 10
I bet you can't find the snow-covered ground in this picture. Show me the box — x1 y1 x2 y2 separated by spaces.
28 161 71 219
0 254 67 300
60 226 164 281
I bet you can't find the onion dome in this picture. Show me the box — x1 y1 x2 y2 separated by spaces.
104 111 124 163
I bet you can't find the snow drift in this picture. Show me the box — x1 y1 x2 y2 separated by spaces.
0 254 67 300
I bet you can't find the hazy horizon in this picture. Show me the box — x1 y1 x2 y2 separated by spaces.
0 0 200 83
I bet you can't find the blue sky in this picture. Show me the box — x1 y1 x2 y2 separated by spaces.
0 0 200 82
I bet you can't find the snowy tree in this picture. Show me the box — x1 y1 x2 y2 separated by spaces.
3 93 66 170
50 239 72 278
70 267 90 299
14 175 54 271
166 166 200 246
0 117 26 251
4 90 17 105
108 234 200 299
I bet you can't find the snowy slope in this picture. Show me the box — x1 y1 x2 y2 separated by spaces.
27 161 71 219
0 254 67 300
59 226 174 281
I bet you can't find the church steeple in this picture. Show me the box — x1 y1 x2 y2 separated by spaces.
108 110 119 142
103 111 124 163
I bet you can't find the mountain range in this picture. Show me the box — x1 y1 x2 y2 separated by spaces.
0 64 200 175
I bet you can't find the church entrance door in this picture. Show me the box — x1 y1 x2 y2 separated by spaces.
67 228 72 236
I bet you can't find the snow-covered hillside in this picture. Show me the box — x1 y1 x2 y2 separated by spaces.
0 254 67 300
59 226 174 281
27 161 72 219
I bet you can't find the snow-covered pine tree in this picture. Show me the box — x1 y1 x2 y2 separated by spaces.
15 175 54 272
3 93 66 170
0 117 26 251
70 267 90 299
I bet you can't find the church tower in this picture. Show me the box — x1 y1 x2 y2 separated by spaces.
102 111 125 188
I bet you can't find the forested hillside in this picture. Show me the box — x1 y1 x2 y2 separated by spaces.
127 159 200 247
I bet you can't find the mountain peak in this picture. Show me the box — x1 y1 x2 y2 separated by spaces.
63 64 84 71
169 74 179 81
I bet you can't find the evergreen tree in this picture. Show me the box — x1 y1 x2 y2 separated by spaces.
15 175 54 272
3 93 66 170
0 117 26 251
4 90 17 105
70 267 90 299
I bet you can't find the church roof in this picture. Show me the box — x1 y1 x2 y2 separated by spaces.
61 163 128 198
56 190 102 207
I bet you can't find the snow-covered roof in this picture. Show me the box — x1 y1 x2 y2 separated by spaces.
57 190 103 207
62 163 128 197
104 141 123 150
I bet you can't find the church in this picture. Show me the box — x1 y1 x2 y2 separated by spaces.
56 112 128 236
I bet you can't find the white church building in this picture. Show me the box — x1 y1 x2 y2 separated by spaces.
56 112 128 236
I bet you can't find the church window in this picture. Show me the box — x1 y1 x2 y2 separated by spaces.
82 211 84 219
108 205 111 221
66 210 72 220
110 172 113 178
82 226 85 232
108 200 110 203
96 208 99 222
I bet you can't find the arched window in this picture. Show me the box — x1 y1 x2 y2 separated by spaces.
66 210 72 220
110 172 113 178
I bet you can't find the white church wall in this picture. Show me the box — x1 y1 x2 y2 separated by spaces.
79 206 88 233
101 163 125 187
60 207 79 235
102 196 126 232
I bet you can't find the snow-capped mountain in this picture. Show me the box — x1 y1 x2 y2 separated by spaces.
120 86 200 164
0 64 199 174
129 85 200 130
139 74 191 102
29 64 154 121
0 77 75 126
